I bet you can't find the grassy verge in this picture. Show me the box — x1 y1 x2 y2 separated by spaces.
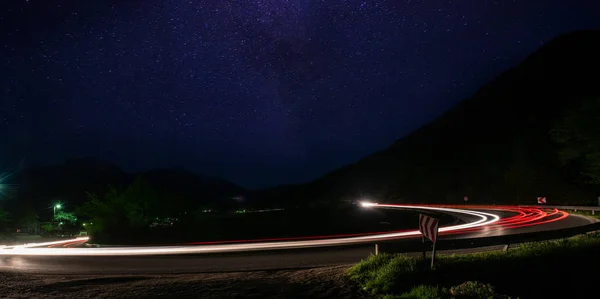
570 209 600 220
348 232 600 298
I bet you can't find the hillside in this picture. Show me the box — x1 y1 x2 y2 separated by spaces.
9 157 246 217
252 30 600 207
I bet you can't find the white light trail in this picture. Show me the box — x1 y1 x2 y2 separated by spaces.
0 204 500 256
5 237 90 249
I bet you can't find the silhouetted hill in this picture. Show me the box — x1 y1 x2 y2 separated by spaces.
252 30 600 207
11 157 246 216
139 168 246 210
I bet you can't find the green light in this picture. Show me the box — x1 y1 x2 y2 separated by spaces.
55 204 61 209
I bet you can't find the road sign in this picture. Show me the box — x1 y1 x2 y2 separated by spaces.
419 214 439 243
537 197 547 204
464 196 468 202
419 213 439 269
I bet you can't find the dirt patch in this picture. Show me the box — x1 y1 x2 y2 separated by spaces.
0 266 370 299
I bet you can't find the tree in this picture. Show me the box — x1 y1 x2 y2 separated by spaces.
551 97 600 184
119 175 160 227
38 209 79 235
0 207 11 240
78 186 121 235
54 211 77 223
503 159 537 200
16 207 41 234
78 176 162 242
0 207 10 223
41 223 56 235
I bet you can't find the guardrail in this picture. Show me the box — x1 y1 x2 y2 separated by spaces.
519 205 600 214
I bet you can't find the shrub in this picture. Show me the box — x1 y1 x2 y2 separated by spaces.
449 281 496 299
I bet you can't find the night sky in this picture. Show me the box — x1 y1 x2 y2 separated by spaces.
1 1 599 189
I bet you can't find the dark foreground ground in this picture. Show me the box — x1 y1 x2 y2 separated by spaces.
0 266 367 299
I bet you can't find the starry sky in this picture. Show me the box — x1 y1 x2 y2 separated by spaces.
1 0 599 189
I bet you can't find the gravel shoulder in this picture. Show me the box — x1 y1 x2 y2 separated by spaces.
0 265 369 299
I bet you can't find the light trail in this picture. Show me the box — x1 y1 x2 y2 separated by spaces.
4 237 91 249
0 205 570 257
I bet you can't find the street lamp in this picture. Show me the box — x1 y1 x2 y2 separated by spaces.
53 204 61 217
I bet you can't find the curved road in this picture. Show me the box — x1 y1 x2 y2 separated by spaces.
0 204 596 275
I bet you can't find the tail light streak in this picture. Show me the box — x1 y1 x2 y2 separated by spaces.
0 205 572 256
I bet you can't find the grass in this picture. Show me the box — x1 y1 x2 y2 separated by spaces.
570 209 600 219
348 231 600 298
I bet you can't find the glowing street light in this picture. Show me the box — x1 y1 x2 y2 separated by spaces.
53 204 62 217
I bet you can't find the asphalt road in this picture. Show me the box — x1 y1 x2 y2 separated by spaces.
0 208 596 275
442 209 594 239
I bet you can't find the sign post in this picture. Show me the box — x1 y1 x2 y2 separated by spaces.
431 238 437 268
421 235 426 261
419 214 440 269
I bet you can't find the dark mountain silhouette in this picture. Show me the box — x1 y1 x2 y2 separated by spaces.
251 30 600 207
11 157 245 216
139 168 246 210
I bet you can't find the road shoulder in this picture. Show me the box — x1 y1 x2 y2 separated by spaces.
0 265 369 299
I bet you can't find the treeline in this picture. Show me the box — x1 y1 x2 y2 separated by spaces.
76 176 243 244
52 176 420 244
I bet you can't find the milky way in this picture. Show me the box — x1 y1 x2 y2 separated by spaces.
1 0 599 188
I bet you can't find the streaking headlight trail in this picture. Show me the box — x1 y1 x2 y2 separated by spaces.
0 204 572 257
